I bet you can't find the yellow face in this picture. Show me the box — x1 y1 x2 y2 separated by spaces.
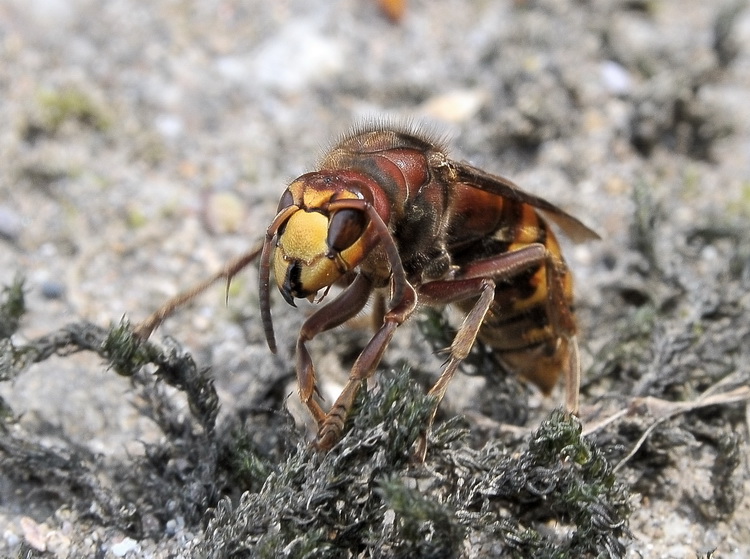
272 185 369 304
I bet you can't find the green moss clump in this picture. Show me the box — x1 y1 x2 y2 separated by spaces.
0 275 25 340
36 88 112 133
199 374 632 558
1 277 633 557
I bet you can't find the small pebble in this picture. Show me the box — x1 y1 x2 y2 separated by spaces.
0 205 23 241
3 529 21 549
154 113 184 139
205 191 245 234
20 516 48 552
41 280 66 299
252 21 344 93
419 88 487 124
110 537 139 557
600 60 632 95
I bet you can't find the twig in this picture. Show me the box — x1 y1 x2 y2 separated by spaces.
581 377 750 472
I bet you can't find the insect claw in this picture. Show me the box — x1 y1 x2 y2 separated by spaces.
279 284 297 307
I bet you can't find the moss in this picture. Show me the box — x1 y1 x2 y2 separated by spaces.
35 87 112 134
221 428 275 494
377 477 465 558
629 179 660 270
103 320 220 433
9 215 749 557
452 411 631 558
126 206 149 229
0 275 25 340
1 271 635 556
0 316 225 535
196 373 632 558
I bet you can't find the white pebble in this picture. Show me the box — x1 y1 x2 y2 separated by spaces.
111 537 139 557
600 60 632 95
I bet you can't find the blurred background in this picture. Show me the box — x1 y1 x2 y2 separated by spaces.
1 0 749 556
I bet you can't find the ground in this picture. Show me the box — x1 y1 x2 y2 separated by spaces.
1 0 749 557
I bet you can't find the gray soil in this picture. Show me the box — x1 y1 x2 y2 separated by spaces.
1 0 749 557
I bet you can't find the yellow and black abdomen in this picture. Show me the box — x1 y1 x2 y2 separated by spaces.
451 200 576 394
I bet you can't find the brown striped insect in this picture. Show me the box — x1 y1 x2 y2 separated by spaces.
136 124 599 455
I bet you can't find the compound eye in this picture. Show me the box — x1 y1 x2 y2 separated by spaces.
327 209 367 253
276 189 295 213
